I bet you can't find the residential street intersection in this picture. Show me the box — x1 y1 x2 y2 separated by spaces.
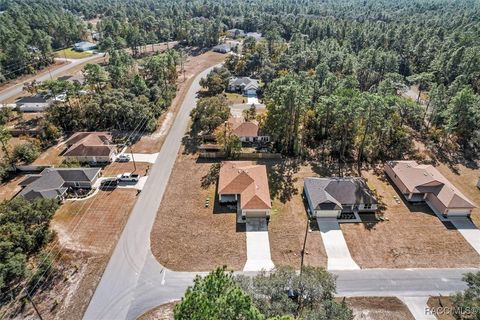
84 64 479 320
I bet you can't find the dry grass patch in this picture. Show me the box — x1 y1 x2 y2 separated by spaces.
225 92 246 105
340 297 414 320
340 170 480 268
427 296 456 320
151 151 246 271
25 188 140 319
138 301 178 320
435 163 480 228
265 160 327 269
32 142 65 166
52 189 137 254
0 174 25 201
103 161 150 177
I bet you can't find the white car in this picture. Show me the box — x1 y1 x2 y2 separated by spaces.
116 154 131 162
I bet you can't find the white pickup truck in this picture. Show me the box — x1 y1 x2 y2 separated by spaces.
116 172 140 183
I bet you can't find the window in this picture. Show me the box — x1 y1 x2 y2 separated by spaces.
364 203 372 210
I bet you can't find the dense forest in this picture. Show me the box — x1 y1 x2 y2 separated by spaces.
1 0 478 159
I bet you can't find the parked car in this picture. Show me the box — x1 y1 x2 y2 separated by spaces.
100 178 118 189
117 172 140 183
116 154 130 162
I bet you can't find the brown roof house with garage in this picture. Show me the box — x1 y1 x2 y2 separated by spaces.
64 132 117 163
385 160 476 217
218 161 271 222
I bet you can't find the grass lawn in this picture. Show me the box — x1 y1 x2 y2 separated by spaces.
55 48 93 59
225 92 246 105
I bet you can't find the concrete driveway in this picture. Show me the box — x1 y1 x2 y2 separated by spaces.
399 296 436 320
317 218 360 270
243 218 275 272
449 217 480 255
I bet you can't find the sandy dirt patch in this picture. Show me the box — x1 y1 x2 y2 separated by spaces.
151 151 247 271
341 296 415 320
264 159 327 269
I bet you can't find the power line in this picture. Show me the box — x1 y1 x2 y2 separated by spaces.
1 114 152 318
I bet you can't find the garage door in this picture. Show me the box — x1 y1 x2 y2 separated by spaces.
447 210 470 217
245 210 268 218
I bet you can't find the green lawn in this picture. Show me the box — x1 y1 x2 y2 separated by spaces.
54 48 93 59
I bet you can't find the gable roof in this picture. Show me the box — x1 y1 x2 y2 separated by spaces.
64 132 115 157
229 77 259 90
18 167 101 201
304 177 378 210
16 96 49 104
228 116 259 137
218 161 271 210
387 161 475 209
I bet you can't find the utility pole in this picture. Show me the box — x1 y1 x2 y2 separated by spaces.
26 292 44 320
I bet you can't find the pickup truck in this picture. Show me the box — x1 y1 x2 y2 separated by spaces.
117 172 140 183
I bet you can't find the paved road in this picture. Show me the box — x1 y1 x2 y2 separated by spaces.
83 63 479 319
0 55 102 103
83 65 219 320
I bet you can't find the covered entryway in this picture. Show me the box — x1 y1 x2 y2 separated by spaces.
243 218 275 272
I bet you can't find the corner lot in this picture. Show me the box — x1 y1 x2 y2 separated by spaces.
151 151 247 271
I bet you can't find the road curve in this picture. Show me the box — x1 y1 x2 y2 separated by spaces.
0 55 101 103
82 59 479 319
83 64 220 320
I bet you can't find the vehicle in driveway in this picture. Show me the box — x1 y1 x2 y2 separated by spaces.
100 178 119 189
117 172 139 183
116 154 130 162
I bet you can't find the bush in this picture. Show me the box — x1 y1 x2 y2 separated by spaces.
12 142 40 164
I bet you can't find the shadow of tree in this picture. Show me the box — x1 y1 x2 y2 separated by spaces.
263 158 301 204
201 163 220 189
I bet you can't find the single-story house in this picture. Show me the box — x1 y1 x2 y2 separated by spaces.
304 177 378 218
218 161 271 221
64 132 116 163
228 77 259 96
228 116 270 143
385 160 476 217
245 32 263 40
226 28 245 38
73 41 97 52
18 167 101 201
15 96 52 112
212 43 231 53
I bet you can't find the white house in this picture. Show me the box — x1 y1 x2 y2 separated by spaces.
16 96 52 112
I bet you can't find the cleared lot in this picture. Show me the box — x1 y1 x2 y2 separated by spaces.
30 188 140 319
341 170 480 268
151 152 247 271
263 160 327 269
341 297 415 320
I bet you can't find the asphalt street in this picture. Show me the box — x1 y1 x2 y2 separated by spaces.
0 55 101 103
83 63 479 319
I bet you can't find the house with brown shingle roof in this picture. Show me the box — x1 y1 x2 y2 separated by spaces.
228 116 270 143
218 161 271 221
64 132 117 163
385 160 476 217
